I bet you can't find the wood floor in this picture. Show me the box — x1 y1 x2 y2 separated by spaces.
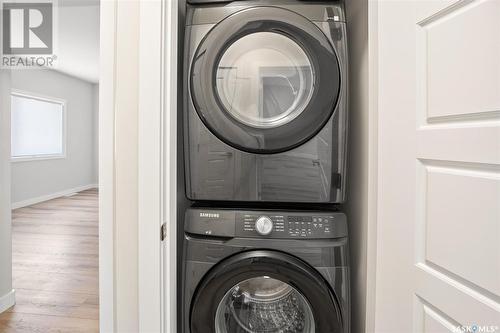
0 189 99 332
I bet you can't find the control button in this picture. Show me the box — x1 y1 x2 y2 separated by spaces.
255 216 273 235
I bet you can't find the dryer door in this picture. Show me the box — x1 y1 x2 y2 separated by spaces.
190 6 341 154
190 251 343 333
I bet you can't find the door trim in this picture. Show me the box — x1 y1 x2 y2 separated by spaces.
138 0 165 332
366 0 379 332
98 1 117 331
162 0 179 332
136 0 178 331
100 0 168 331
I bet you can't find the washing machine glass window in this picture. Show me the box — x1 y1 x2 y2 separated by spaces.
216 32 314 129
214 276 315 333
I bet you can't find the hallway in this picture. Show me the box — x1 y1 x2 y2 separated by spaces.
0 189 99 332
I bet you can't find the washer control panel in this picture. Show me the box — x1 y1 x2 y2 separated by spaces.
240 213 340 238
184 208 347 239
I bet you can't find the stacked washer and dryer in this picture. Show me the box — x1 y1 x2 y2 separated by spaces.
181 1 350 332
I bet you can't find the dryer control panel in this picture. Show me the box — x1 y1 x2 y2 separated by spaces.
185 208 347 239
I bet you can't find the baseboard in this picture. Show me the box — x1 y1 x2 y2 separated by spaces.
0 289 15 314
12 184 98 209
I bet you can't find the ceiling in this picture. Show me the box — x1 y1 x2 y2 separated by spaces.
53 0 100 83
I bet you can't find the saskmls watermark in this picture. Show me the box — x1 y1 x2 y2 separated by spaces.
452 325 499 333
1 1 57 68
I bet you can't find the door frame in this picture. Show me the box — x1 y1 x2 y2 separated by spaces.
138 0 166 332
161 0 179 332
0 0 167 330
98 1 116 331
138 0 180 331
365 0 379 332
99 0 170 331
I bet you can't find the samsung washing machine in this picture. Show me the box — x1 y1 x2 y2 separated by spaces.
182 207 350 333
184 0 348 203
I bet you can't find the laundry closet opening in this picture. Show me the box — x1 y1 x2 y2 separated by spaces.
176 1 359 332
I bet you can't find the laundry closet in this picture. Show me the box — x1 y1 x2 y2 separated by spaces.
176 0 361 332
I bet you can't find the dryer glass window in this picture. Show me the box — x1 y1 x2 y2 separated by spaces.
214 276 315 333
216 32 314 129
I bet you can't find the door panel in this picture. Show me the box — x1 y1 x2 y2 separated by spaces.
419 300 459 333
376 0 500 331
424 163 500 295
417 126 500 164
422 0 500 120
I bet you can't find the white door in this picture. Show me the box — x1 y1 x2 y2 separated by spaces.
375 0 500 332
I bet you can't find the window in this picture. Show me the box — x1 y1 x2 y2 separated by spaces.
11 92 66 161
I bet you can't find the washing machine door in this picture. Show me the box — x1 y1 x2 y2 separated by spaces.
190 251 343 333
190 6 341 154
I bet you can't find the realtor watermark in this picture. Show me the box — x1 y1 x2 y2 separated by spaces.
1 1 56 68
453 325 499 333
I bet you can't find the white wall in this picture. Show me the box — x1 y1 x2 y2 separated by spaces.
345 0 370 332
57 1 100 83
10 69 98 206
0 69 15 313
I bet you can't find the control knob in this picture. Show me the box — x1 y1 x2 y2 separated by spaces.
255 216 273 235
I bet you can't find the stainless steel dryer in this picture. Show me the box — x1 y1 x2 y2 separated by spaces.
182 207 350 333
184 0 348 203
